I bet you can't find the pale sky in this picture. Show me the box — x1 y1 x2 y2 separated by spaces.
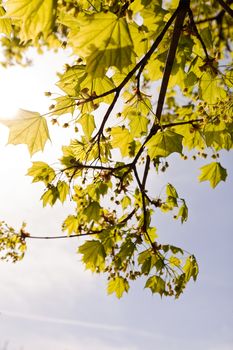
0 51 232 350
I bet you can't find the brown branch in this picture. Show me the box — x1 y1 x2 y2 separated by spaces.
133 165 159 257
23 231 102 240
155 0 190 121
162 118 204 128
216 0 233 18
142 155 151 189
21 208 137 241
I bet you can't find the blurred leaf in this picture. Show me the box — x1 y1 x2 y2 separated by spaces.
0 109 50 155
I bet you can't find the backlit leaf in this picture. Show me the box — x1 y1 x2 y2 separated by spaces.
0 6 12 36
111 126 133 157
0 109 50 156
83 201 101 221
199 162 227 188
199 72 226 105
41 186 59 207
27 162 55 185
62 215 79 235
57 181 69 203
107 276 129 298
146 130 183 159
70 12 134 76
183 256 199 282
78 240 106 271
176 199 188 223
5 0 56 40
145 275 165 296
78 114 95 140
128 113 149 138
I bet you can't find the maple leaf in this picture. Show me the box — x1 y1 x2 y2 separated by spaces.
5 0 56 41
0 109 50 156
199 162 227 188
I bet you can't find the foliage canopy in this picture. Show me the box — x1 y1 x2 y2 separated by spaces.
0 0 232 298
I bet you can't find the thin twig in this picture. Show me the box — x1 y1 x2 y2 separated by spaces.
188 9 210 60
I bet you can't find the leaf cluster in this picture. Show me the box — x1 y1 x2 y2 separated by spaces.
0 0 232 297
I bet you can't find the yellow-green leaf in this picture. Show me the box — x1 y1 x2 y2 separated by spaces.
183 256 199 282
146 130 183 159
177 200 188 223
78 240 106 272
41 186 59 207
78 114 95 140
57 181 69 203
107 276 129 298
62 215 79 235
169 256 182 267
70 12 134 76
5 0 56 41
0 6 12 36
83 201 101 221
0 109 50 156
128 113 149 138
145 275 165 296
199 162 227 188
27 161 55 185
199 72 226 104
111 126 133 157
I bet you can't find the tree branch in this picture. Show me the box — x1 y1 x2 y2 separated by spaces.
188 9 210 60
216 0 233 18
155 0 190 121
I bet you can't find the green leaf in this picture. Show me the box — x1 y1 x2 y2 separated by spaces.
183 256 199 282
121 196 131 210
41 186 59 207
199 72 226 104
78 114 95 140
56 65 86 96
177 199 188 223
118 239 135 261
27 162 55 185
52 96 76 116
169 256 182 267
78 240 106 272
57 181 69 203
128 113 149 138
204 122 232 150
107 276 129 298
146 130 183 159
62 215 79 235
111 126 133 157
199 162 227 188
166 183 178 207
5 0 56 41
0 109 50 156
144 227 158 243
0 6 12 36
83 201 101 221
175 124 205 150
70 12 134 76
145 275 165 296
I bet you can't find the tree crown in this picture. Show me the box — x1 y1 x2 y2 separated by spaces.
0 0 232 298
